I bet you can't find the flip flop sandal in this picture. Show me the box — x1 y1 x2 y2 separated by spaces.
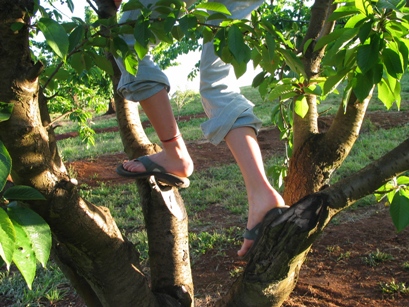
116 156 190 188
241 207 288 261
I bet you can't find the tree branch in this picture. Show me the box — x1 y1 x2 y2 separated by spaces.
326 137 409 210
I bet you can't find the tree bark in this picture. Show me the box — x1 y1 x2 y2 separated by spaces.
0 1 177 306
218 137 409 306
98 0 195 303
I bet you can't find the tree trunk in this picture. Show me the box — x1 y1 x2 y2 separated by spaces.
104 97 116 115
0 1 186 306
100 1 195 304
217 137 409 306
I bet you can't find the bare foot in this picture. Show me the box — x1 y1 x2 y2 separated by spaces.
237 189 287 258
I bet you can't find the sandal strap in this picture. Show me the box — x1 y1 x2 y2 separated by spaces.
134 156 167 173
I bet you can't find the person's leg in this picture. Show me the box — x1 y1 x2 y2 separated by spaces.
122 88 194 178
115 6 194 179
224 127 286 257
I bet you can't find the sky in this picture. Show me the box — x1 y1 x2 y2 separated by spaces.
46 1 260 94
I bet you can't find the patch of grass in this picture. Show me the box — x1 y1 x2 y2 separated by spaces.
379 279 409 296
59 130 123 161
331 124 409 208
80 182 144 231
363 249 394 267
229 266 244 278
126 231 149 265
182 164 247 220
54 114 119 135
0 262 71 306
402 261 409 270
170 92 203 117
189 226 240 261
337 251 351 262
326 245 341 254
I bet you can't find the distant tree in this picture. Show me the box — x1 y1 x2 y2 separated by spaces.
0 0 408 306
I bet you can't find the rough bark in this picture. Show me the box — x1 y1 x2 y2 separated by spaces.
293 0 336 149
217 137 409 306
0 1 181 306
284 0 371 205
104 97 116 115
99 0 195 304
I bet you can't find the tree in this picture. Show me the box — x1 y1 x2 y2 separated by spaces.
0 0 409 306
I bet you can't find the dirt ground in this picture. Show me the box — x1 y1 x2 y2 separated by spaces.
61 111 409 306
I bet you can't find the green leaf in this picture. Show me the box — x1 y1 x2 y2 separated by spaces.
344 13 368 29
171 25 185 41
323 68 349 96
179 14 197 35
280 49 306 78
294 95 309 118
112 37 129 59
231 58 247 78
124 54 139 76
357 39 379 74
377 0 405 10
341 81 353 112
10 22 25 32
134 41 148 59
123 0 145 11
68 25 84 53
3 186 45 201
150 23 173 44
0 102 13 123
62 22 80 33
317 28 359 56
358 21 373 43
7 205 51 268
355 0 373 15
134 19 151 54
304 84 322 96
43 66 70 81
252 71 267 88
268 81 296 101
69 53 85 74
228 25 250 64
37 18 69 60
207 12 230 21
10 217 36 289
390 189 409 232
196 2 231 15
397 176 409 185
0 140 11 192
93 54 114 75
328 5 361 21
382 48 403 79
375 180 396 202
353 72 374 101
265 32 276 62
0 208 15 269
397 39 408 73
164 15 176 33
66 0 74 13
202 26 214 44
377 78 395 109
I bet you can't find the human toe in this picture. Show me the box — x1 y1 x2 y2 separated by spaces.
237 239 254 257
